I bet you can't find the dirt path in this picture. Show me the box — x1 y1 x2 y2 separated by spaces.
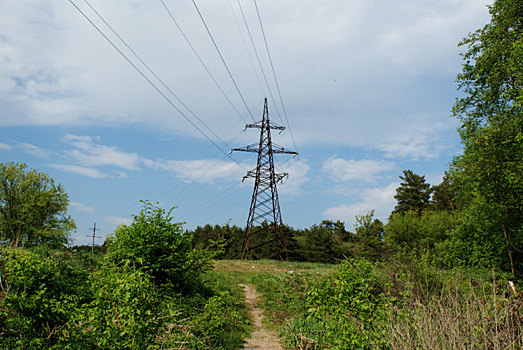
239 284 282 350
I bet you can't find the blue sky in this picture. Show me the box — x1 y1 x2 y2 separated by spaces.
1 0 492 245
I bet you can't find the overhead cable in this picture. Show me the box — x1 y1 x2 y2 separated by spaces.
254 0 298 153
191 0 256 122
160 0 249 125
234 0 285 126
70 0 248 172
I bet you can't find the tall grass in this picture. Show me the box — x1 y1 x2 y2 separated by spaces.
385 271 523 349
248 258 523 350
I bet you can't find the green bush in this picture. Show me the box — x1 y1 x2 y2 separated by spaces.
106 200 213 293
0 247 90 349
305 259 390 349
159 272 250 350
65 263 161 349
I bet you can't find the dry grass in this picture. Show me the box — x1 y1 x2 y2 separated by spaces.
385 279 523 349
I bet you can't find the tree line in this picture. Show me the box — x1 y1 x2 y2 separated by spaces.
188 170 457 264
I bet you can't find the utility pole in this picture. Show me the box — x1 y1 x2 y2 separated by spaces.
232 98 297 260
87 223 100 257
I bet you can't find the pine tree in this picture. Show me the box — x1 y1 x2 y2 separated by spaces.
391 170 432 216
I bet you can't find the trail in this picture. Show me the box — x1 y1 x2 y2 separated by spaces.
239 283 282 350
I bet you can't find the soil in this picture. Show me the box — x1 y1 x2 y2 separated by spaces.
239 283 282 350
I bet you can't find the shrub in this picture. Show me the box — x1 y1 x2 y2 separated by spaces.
0 247 89 348
106 200 212 293
305 259 390 349
66 263 161 349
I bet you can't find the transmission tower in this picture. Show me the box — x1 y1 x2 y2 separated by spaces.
232 98 297 260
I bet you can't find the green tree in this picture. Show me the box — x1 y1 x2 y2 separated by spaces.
451 0 523 277
385 210 458 257
106 200 212 292
295 220 351 263
191 223 245 259
0 162 75 248
430 173 457 212
391 170 432 216
353 210 385 261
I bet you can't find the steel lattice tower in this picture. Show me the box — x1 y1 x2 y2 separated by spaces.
232 98 297 260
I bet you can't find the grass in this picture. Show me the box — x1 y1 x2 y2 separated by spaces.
213 259 334 284
213 259 523 350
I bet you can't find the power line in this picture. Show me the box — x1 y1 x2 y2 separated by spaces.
227 0 266 97
70 0 248 173
82 0 240 160
191 0 256 123
160 0 249 125
253 0 298 154
233 0 284 127
182 180 247 222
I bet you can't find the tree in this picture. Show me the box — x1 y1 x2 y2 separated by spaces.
385 210 458 257
0 162 75 248
451 0 523 277
352 210 385 261
391 170 432 216
295 220 351 263
430 173 457 212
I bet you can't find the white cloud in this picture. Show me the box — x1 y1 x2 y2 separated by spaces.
104 216 133 227
373 113 456 160
277 159 310 195
49 164 107 179
323 182 398 228
0 142 11 150
18 142 51 158
70 201 96 213
322 157 396 182
62 135 141 170
143 158 247 183
0 0 491 145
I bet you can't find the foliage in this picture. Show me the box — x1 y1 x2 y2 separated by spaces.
107 200 213 292
305 259 390 349
245 258 522 350
0 247 90 349
430 172 457 212
391 170 432 216
159 271 250 350
385 210 459 258
191 223 244 259
451 0 523 277
352 210 385 261
0 162 75 248
379 260 522 349
66 263 160 349
246 265 332 349
193 290 249 349
294 220 352 263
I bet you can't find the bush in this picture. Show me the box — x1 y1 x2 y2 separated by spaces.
160 272 250 350
66 263 161 349
106 200 212 293
0 247 90 349
305 259 390 349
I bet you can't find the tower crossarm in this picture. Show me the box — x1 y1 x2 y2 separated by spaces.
232 144 298 156
272 144 298 155
232 143 260 153
244 121 286 131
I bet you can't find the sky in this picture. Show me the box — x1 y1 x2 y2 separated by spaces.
0 0 492 245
